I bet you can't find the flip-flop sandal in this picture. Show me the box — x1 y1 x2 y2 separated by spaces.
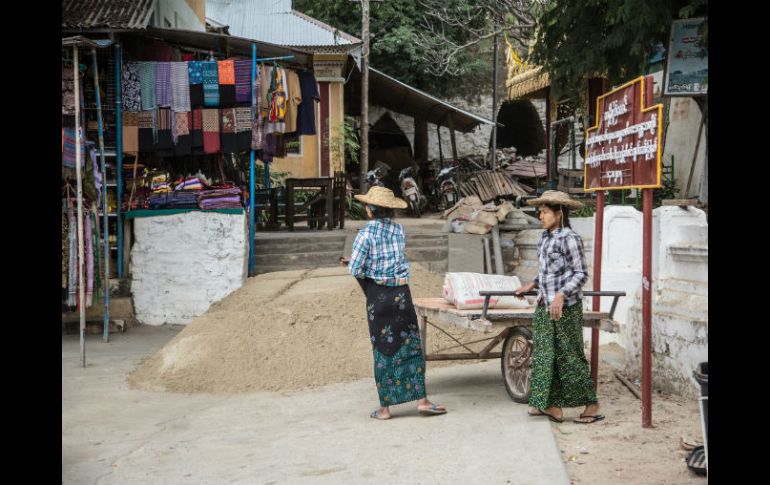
418 404 447 415
686 445 707 476
370 410 391 420
573 414 605 424
540 410 564 423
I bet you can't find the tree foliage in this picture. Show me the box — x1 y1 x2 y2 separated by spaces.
529 0 708 102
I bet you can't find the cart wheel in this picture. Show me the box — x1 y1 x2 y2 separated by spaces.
501 327 533 403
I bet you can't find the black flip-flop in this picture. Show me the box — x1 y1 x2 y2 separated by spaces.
573 414 605 424
686 446 707 476
540 410 564 423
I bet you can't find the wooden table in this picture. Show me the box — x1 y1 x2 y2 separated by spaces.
285 177 334 231
413 290 623 403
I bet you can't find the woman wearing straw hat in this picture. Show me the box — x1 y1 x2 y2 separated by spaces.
513 190 604 424
340 186 447 420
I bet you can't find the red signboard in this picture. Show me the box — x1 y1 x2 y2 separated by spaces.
584 76 663 191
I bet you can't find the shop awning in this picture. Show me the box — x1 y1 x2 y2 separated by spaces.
506 65 550 100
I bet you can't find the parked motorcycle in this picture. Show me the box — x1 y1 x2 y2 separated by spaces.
435 166 458 210
399 166 426 217
366 162 391 188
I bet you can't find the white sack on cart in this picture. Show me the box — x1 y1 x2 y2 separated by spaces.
442 272 532 310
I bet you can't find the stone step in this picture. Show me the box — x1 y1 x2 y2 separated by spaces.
254 235 347 246
254 263 337 275
405 246 449 262
252 250 342 266
256 241 346 255
405 238 448 248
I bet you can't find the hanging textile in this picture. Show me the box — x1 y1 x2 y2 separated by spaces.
202 61 219 107
251 64 264 150
62 68 77 115
122 61 142 112
62 211 69 290
84 211 94 308
218 59 236 106
191 109 204 151
174 111 192 156
265 66 287 134
67 210 78 307
156 108 174 153
62 127 86 168
188 61 204 107
89 146 102 208
202 108 221 154
284 69 302 134
220 108 238 153
139 62 157 110
122 111 139 154
297 71 320 136
170 62 191 112
234 107 252 152
91 209 101 306
234 60 252 104
156 62 172 108
138 110 156 152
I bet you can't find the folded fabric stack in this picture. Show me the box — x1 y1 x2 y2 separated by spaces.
174 176 205 191
122 188 152 211
148 191 199 210
198 187 243 209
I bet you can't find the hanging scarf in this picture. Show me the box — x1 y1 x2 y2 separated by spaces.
91 209 101 306
122 61 142 112
173 111 190 144
90 146 102 208
170 62 191 112
218 60 236 105
188 61 204 85
67 211 78 307
202 61 219 107
85 207 94 308
220 108 238 153
191 109 204 149
62 68 77 115
62 127 86 169
251 64 264 150
234 60 252 104
139 62 157 110
62 211 69 289
155 62 172 108
202 108 221 154
156 108 174 151
122 111 139 154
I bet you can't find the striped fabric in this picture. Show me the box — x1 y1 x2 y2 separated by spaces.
202 61 219 107
139 62 157 110
234 60 252 103
234 107 251 133
170 62 191 112
251 64 264 150
62 127 86 168
155 62 172 107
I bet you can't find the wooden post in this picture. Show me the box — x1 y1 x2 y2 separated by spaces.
437 124 444 168
74 45 86 368
491 33 498 170
591 191 604 389
359 0 371 193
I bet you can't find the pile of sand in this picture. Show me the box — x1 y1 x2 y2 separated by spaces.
129 264 487 394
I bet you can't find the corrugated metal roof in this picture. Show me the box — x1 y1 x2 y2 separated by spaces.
62 0 156 30
206 0 360 47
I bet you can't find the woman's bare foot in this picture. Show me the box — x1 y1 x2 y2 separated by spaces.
370 406 391 420
573 403 605 424
417 398 447 414
543 406 563 422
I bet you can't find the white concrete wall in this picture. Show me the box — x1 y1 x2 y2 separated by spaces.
663 97 707 202
130 212 248 325
153 0 205 31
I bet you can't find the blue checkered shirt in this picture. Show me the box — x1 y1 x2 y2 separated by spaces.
534 227 589 308
349 218 410 286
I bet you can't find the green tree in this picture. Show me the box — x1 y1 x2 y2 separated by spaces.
530 0 708 102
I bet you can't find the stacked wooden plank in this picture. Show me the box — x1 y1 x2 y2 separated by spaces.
458 170 535 202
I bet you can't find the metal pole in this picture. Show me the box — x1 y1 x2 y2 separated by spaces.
249 43 256 276
437 124 444 168
115 43 124 278
570 122 576 170
359 0 370 194
92 48 110 342
74 46 86 368
545 89 551 190
642 188 653 428
591 190 604 388
491 33 498 171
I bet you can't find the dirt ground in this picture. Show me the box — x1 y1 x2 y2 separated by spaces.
552 343 706 485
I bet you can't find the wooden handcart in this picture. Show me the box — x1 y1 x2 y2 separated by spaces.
413 290 625 403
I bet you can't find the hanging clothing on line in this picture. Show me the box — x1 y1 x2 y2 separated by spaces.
284 69 303 134
174 111 192 156
122 111 139 154
62 127 86 168
62 68 77 115
170 62 191 112
297 71 320 136
188 61 205 107
234 60 252 104
156 108 174 154
62 211 69 290
218 60 236 106
202 61 219 107
156 62 172 108
67 211 78 307
84 211 94 308
234 107 252 152
220 108 238 153
202 108 221 154
139 62 157 110
191 109 204 152
138 110 156 152
122 61 142 112
251 64 264 150
265 66 287 134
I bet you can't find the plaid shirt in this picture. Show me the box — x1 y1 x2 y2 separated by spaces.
534 227 589 308
349 218 409 286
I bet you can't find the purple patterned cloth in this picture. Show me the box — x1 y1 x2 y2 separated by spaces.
155 62 172 107
251 65 264 150
234 60 252 104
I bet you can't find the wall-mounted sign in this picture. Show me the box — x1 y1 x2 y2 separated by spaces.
584 76 663 191
664 17 708 96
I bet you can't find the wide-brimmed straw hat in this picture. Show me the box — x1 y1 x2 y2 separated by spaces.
354 186 408 209
526 190 584 209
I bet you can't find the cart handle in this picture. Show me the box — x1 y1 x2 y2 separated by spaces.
477 290 626 320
